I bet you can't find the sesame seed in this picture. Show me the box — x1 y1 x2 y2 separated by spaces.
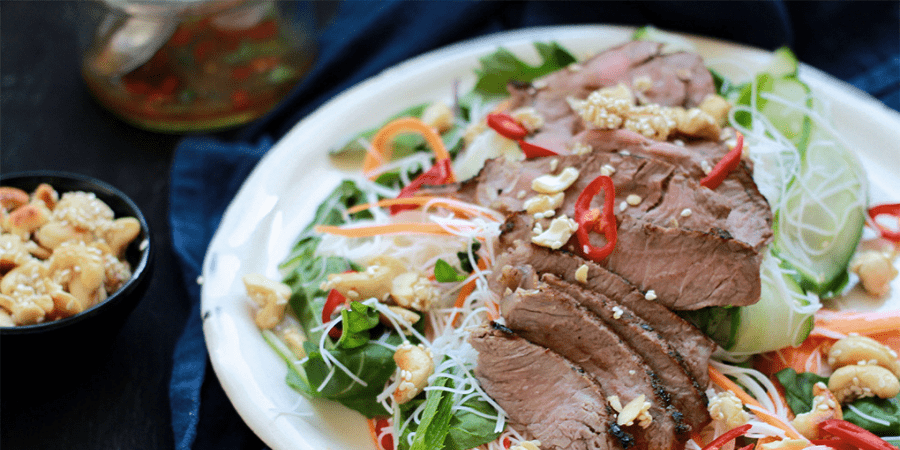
619 201 628 212
626 194 642 206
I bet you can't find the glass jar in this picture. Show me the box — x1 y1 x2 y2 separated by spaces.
81 0 319 132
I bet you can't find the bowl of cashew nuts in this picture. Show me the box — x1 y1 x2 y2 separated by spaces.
0 172 152 383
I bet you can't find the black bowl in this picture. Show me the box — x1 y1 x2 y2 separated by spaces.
0 171 153 387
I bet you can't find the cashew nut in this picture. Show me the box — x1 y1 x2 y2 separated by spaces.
531 215 578 250
828 364 900 403
698 94 732 127
828 335 900 377
608 394 652 428
35 221 92 250
850 249 898 297
707 389 749 430
671 107 721 141
51 192 114 232
523 192 564 217
390 272 438 312
791 382 842 440
48 242 106 309
392 341 434 404
32 183 58 210
0 187 29 211
7 202 51 238
379 305 421 329
509 441 542 450
421 102 454 133
511 107 545 133
0 233 37 272
242 274 291 329
0 261 57 325
102 217 141 257
321 256 406 302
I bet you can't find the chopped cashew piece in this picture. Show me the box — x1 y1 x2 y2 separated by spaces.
698 94 732 126
392 341 434 404
280 326 307 359
523 192 565 217
828 364 900 403
531 215 578 250
391 272 438 311
321 256 406 302
707 390 749 430
791 382 842 440
531 167 580 194
379 305 421 329
575 264 589 283
421 102 454 133
511 107 545 133
242 274 291 329
850 249 898 297
828 334 900 377
608 394 652 428
509 441 542 450
0 187 29 211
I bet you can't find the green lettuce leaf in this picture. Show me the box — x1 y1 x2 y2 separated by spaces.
434 259 468 283
466 42 576 102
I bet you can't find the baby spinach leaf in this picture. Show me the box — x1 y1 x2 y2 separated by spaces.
445 397 503 450
295 333 402 418
337 301 381 349
842 393 900 436
774 368 828 415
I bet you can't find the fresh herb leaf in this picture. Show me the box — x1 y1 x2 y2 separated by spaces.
774 368 828 415
280 180 370 342
410 376 455 450
434 259 468 283
330 103 429 157
842 393 900 436
337 301 381 349
445 397 503 450
294 333 402 418
457 240 481 273
468 42 576 100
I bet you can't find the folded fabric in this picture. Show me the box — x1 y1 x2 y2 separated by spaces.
168 2 899 449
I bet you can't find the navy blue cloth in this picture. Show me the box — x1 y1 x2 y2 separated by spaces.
168 2 899 449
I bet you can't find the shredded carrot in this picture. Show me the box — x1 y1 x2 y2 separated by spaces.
814 308 900 336
363 117 454 181
315 223 459 237
448 257 490 326
708 366 805 441
347 196 500 221
754 335 833 377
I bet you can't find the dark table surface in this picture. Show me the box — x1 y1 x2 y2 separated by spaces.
0 2 249 449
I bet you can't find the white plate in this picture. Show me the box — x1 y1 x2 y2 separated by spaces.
201 25 900 450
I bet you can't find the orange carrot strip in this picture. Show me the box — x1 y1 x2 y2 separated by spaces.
708 366 805 440
448 257 490 326
363 117 453 181
814 309 900 336
315 223 457 237
346 196 497 220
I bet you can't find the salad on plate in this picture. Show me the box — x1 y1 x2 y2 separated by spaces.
235 27 900 450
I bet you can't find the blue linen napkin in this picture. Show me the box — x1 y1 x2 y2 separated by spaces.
168 2 900 449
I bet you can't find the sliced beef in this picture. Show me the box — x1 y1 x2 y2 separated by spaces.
574 128 773 251
469 324 632 450
540 273 710 431
495 212 717 382
506 40 716 152
501 281 686 450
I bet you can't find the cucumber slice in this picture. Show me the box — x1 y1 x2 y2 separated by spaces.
736 74 813 153
632 26 697 54
765 46 800 78
728 252 819 354
774 133 868 297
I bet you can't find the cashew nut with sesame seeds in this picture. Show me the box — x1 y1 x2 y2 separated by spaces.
509 441 542 450
392 341 434 404
242 274 292 330
321 256 406 302
102 217 141 258
48 242 107 309
791 382 842 440
828 364 900 404
828 335 900 377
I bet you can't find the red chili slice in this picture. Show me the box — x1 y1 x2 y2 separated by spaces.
322 288 347 339
701 424 752 450
818 419 897 450
701 131 744 190
486 113 528 140
390 158 454 214
868 203 900 242
518 140 559 158
573 175 617 262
